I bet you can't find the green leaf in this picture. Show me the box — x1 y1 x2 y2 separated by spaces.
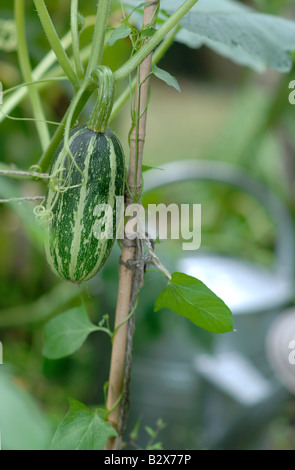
160 0 295 72
50 399 117 450
147 442 164 450
152 65 181 92
0 368 53 450
126 0 288 71
123 1 154 12
160 0 248 14
145 425 156 438
155 272 233 334
175 29 266 72
42 306 98 359
141 26 156 38
123 1 155 23
142 164 163 173
107 24 132 46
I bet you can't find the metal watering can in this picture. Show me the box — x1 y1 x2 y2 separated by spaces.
128 161 295 449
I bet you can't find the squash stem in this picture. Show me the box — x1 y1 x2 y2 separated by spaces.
87 66 115 133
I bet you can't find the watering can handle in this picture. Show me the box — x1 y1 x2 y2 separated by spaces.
143 160 295 281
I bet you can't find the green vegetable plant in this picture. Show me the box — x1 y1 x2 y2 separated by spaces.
1 0 295 450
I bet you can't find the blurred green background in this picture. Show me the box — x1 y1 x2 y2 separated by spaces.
1 0 295 450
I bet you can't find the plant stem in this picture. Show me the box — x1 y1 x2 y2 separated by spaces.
0 283 81 328
105 0 159 450
3 77 68 97
0 30 72 124
0 31 93 125
71 0 84 81
37 87 92 171
110 26 178 123
33 0 79 88
0 196 45 203
86 0 112 75
113 0 199 82
0 166 49 180
14 0 50 152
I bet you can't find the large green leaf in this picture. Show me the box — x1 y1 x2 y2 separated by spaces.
42 306 98 359
163 0 295 72
50 399 117 450
160 0 249 13
175 28 267 72
155 272 233 334
124 0 295 72
0 368 53 450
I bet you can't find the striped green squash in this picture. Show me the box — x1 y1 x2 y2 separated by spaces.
45 126 124 283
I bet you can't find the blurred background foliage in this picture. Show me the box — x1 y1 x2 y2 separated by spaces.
1 0 295 450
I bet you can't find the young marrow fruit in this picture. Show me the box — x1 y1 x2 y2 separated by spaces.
45 126 125 283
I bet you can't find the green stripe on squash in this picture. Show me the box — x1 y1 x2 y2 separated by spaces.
45 126 124 283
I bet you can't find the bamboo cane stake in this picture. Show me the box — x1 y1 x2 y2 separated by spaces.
105 0 159 450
